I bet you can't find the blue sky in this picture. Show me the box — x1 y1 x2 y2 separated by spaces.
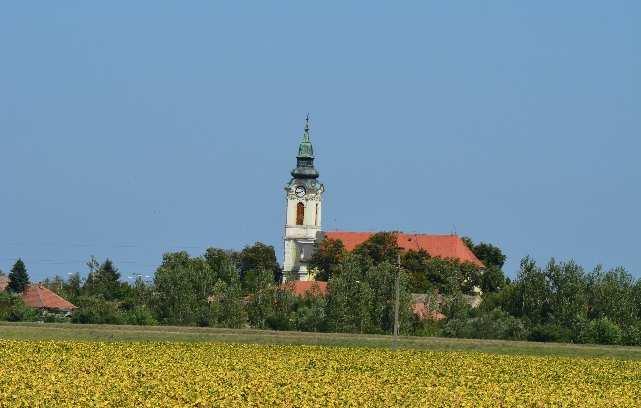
1 2 640 282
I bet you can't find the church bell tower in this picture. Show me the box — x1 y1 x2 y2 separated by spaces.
283 116 324 281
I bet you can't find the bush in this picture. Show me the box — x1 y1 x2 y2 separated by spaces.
0 292 38 322
578 318 622 345
621 324 641 346
412 318 444 337
122 306 157 326
71 296 123 324
443 308 528 341
528 324 573 343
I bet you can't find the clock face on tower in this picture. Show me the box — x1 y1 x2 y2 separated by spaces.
295 185 306 198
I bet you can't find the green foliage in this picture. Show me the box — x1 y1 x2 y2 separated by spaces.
206 277 246 329
353 232 399 264
480 265 506 293
122 306 157 326
501 257 588 327
411 318 443 337
326 255 375 333
586 266 637 326
8 259 30 293
71 296 124 324
462 237 507 269
247 268 285 329
621 324 641 347
463 237 507 293
325 254 412 335
309 238 346 281
82 257 127 301
293 292 327 332
442 293 475 321
409 255 481 296
239 242 280 290
366 261 413 334
578 317 622 345
528 323 573 343
442 308 528 341
0 292 38 322
153 251 222 326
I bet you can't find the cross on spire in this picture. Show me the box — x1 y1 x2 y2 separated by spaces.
304 113 311 140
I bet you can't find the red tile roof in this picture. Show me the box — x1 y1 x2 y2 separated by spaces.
0 276 8 291
323 231 484 268
283 281 328 297
21 284 77 311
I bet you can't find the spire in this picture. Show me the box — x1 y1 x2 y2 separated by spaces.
291 114 319 179
298 114 314 158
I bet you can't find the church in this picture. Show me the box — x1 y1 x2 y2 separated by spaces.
283 117 483 281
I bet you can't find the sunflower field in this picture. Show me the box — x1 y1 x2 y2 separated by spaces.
0 339 640 407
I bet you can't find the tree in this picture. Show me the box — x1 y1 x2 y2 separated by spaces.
506 257 550 324
239 242 281 290
586 266 638 326
462 237 506 269
462 237 507 293
207 277 246 329
480 265 506 293
326 255 375 333
153 251 216 326
83 257 124 301
353 232 399 265
544 259 587 327
59 272 83 304
366 261 413 334
8 259 30 293
402 249 431 293
309 238 346 281
247 267 279 329
206 259 246 328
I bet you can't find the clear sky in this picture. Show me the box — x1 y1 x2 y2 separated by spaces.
1 2 640 282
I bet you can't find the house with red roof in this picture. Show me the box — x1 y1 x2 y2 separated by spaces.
21 284 77 313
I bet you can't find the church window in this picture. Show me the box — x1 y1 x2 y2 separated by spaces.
296 202 305 225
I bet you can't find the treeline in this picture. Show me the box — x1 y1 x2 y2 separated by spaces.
2 233 640 346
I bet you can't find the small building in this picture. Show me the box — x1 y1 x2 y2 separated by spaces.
0 276 8 292
21 284 77 313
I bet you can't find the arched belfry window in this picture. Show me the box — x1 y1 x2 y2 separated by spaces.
296 202 305 225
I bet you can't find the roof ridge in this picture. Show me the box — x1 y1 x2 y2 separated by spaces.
35 284 46 308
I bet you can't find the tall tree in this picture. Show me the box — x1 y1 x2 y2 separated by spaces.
586 266 637 326
353 232 400 265
326 255 375 334
463 237 507 293
239 242 281 291
153 251 215 325
8 259 30 293
83 257 124 301
309 238 346 281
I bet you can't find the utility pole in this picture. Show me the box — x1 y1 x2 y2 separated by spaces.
392 253 401 350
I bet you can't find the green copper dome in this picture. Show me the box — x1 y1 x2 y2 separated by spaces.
297 121 314 158
291 116 319 179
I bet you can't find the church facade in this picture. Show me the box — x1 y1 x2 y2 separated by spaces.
282 118 483 282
